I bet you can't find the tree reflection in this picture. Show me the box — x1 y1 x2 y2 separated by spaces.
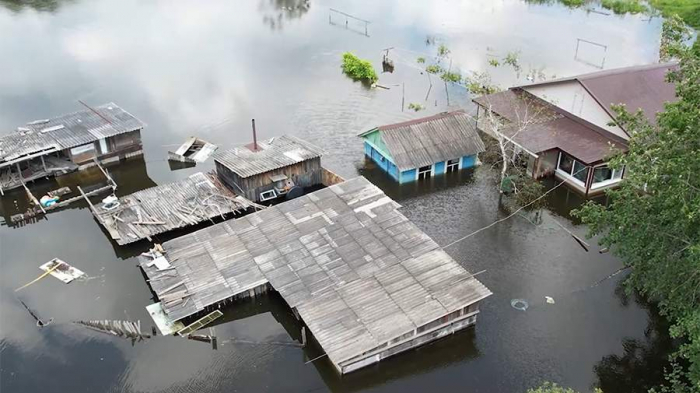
0 0 73 12
593 282 678 393
259 0 310 31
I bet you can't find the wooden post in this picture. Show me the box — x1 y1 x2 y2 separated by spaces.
23 183 45 214
93 158 117 189
301 326 307 347
77 185 97 214
40 155 47 172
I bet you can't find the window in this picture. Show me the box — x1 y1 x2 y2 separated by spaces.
556 152 589 186
418 165 432 180
446 159 459 173
259 189 277 201
591 165 624 189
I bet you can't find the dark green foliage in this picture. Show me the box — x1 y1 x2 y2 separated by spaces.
574 20 700 392
341 52 378 84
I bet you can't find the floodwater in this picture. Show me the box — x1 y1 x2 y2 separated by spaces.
0 1 672 392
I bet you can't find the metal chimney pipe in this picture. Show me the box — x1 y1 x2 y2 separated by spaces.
252 119 258 151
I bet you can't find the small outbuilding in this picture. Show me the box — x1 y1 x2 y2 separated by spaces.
359 110 485 183
214 135 327 203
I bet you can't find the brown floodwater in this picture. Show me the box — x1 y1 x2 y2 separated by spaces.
0 1 673 392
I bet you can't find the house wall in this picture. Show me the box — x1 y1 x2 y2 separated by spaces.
364 141 400 182
461 155 477 168
69 129 143 165
400 169 416 183
524 81 629 140
339 302 482 374
216 157 323 202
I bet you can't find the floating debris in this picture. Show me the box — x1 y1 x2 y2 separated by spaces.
511 299 529 311
168 137 218 164
75 319 150 340
39 258 85 284
545 296 556 304
146 302 184 336
15 258 84 292
142 244 170 271
18 299 53 327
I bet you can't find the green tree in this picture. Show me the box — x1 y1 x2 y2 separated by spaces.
574 17 700 392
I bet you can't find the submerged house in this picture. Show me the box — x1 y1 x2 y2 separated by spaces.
473 63 677 197
214 134 333 203
0 103 144 194
140 176 491 374
360 110 486 183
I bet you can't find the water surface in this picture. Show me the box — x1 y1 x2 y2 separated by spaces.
0 1 671 392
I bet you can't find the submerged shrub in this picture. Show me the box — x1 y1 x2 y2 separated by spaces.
408 103 425 111
341 52 378 84
416 56 426 64
425 64 444 74
441 71 462 83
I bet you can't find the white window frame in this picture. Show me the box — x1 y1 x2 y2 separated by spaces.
259 189 277 201
555 152 587 187
446 159 459 173
418 165 432 180
590 165 625 190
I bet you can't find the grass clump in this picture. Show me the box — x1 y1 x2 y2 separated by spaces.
601 0 648 14
416 56 426 64
437 44 451 58
650 0 700 29
341 52 378 84
488 59 500 67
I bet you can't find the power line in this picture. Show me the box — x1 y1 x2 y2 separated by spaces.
442 166 589 250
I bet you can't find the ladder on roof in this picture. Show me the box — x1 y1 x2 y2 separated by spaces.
176 310 223 336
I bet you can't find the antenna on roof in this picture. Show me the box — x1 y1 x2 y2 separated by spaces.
78 100 112 125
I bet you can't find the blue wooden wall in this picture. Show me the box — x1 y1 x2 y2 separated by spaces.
364 141 479 183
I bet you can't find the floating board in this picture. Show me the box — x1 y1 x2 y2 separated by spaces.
168 137 218 163
39 258 85 283
146 302 185 336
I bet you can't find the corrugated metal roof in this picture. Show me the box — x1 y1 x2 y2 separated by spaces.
516 62 678 127
214 135 324 178
144 176 491 368
371 111 486 171
474 89 629 164
0 103 144 162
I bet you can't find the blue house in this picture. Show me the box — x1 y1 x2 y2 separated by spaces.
359 110 485 183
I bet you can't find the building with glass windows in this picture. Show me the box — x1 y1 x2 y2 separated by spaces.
473 63 677 197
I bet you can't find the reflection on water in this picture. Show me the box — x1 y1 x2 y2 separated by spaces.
0 0 671 392
593 282 677 393
260 0 311 31
0 0 72 13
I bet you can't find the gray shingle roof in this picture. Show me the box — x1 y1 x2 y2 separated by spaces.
0 103 144 163
142 177 491 369
369 111 486 171
214 135 324 178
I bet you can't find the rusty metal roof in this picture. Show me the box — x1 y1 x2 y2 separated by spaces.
214 135 324 178
518 62 678 127
474 89 628 164
367 110 485 171
0 103 144 163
